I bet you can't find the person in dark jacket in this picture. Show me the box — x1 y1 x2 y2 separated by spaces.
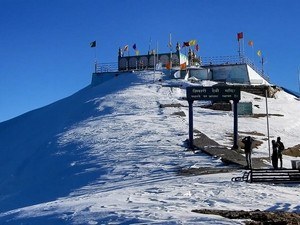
271 140 279 169
242 136 254 169
276 137 285 168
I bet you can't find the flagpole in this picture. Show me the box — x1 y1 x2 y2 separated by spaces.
261 56 264 76
237 32 243 62
90 40 97 73
148 37 152 54
298 67 300 93
265 87 271 161
238 39 241 61
242 37 244 60
251 44 254 62
169 33 172 75
94 43 98 73
153 49 155 73
156 40 159 68
256 50 265 77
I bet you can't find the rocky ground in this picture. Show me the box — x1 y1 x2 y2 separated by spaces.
192 209 300 225
285 144 300 157
181 131 300 225
171 102 300 224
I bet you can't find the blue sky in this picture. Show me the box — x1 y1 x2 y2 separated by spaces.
1 0 300 122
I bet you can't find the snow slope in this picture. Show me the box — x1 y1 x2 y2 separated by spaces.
0 71 299 224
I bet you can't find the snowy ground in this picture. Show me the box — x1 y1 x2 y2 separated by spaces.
0 71 299 224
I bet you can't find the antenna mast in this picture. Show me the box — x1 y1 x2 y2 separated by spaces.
298 67 300 93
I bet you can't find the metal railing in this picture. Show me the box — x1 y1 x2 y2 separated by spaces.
201 55 269 81
95 62 118 73
201 55 242 65
94 55 269 81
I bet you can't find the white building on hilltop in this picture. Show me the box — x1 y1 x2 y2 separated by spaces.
93 45 270 88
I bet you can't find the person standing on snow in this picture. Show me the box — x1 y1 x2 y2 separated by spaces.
276 137 285 169
271 140 279 169
242 136 254 169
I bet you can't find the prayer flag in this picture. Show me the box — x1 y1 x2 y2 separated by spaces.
248 40 254 46
189 40 196 46
135 50 140 56
182 42 190 47
180 62 187 70
124 45 129 51
90 41 96 48
133 43 137 50
149 49 156 55
257 50 262 57
237 32 243 41
166 62 171 70
195 44 199 51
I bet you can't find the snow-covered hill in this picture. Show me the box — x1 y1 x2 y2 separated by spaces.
0 71 299 224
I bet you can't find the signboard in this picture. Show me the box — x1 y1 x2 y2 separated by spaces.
186 85 241 150
186 86 240 101
237 102 253 115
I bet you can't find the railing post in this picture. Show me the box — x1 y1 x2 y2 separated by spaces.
94 62 97 73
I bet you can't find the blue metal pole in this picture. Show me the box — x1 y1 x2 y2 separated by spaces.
188 100 194 149
233 100 239 149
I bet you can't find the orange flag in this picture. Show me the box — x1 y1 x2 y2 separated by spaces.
166 62 171 70
180 62 187 70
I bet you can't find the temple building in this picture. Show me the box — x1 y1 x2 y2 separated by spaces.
92 41 269 87
118 42 189 71
116 42 269 86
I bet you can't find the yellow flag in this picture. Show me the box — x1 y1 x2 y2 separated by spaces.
189 40 196 46
135 50 140 56
257 50 262 57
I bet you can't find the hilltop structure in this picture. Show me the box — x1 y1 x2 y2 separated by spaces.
118 42 190 71
92 41 270 88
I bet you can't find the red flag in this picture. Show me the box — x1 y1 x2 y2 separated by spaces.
182 42 190 47
237 32 243 41
195 44 199 51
